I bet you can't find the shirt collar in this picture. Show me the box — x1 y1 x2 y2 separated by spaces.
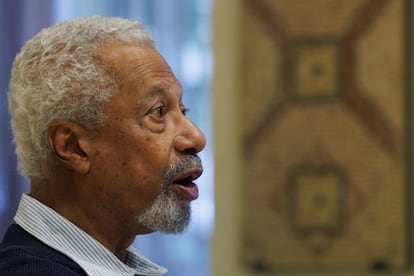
14 194 167 276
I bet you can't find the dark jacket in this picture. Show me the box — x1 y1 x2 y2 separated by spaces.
0 223 87 275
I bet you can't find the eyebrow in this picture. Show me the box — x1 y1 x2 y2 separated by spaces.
147 85 169 98
134 83 184 115
145 82 183 100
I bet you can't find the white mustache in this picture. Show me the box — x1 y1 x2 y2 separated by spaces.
163 155 203 188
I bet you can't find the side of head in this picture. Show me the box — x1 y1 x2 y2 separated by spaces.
8 16 155 180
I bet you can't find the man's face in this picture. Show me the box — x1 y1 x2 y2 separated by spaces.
86 43 206 234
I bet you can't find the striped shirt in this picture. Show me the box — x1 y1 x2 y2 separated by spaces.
14 194 167 276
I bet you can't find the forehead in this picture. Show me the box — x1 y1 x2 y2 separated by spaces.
97 42 178 90
97 42 182 116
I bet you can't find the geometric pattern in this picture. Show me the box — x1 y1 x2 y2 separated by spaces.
244 0 396 152
241 0 410 272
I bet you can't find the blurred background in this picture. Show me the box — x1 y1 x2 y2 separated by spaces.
213 0 414 275
0 1 214 276
2 0 414 275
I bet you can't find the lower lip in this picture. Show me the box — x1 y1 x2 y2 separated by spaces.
172 183 199 201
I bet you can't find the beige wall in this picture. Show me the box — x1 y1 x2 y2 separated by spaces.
212 0 246 275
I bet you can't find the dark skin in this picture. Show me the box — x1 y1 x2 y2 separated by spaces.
30 42 206 261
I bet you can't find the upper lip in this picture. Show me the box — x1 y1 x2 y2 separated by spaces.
173 167 203 185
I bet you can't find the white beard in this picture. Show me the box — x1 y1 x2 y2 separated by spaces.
136 188 191 233
136 155 202 233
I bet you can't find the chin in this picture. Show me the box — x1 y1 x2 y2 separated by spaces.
135 194 192 234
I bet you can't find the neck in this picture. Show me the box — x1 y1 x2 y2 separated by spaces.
30 175 135 262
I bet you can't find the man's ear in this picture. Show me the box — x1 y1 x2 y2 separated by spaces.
48 120 92 174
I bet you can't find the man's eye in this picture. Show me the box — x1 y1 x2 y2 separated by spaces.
151 106 167 118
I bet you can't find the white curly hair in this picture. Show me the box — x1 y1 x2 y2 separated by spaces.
8 16 155 179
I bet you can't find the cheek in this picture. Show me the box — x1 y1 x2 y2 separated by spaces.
94 127 170 185
93 166 163 215
113 150 165 195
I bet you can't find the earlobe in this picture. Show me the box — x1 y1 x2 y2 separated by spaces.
48 120 91 174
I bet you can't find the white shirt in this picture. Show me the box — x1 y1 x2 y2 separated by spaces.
14 194 167 276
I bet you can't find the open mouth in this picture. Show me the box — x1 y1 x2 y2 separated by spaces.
173 167 203 186
174 175 195 186
172 168 203 200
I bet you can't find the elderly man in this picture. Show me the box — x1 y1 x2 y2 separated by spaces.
0 16 206 275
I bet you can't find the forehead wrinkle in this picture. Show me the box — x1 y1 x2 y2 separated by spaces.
115 61 181 97
145 81 183 100
116 63 144 87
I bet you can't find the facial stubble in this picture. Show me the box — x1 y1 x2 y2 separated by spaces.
136 155 202 233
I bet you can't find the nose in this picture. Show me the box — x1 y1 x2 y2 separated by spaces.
175 116 206 154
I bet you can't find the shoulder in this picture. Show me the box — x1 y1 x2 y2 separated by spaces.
0 224 87 276
0 246 86 275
